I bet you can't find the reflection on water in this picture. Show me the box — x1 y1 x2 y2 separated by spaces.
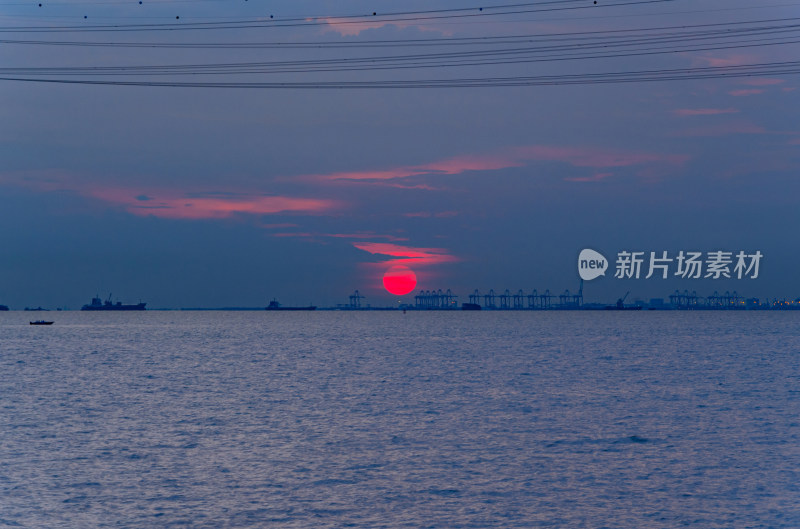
1 311 798 527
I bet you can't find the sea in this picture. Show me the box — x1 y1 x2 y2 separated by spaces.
1 311 798 528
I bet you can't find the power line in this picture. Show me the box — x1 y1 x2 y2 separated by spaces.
3 60 799 88
3 2 798 89
3 16 800 49
3 22 799 76
0 0 677 33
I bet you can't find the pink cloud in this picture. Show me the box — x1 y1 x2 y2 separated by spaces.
383 183 443 191
404 211 459 218
564 172 613 183
353 241 459 268
314 153 521 182
424 154 524 174
313 16 446 37
677 122 767 137
738 78 785 87
511 145 689 168
0 171 337 220
320 168 427 181
259 223 300 229
272 232 315 238
694 54 757 68
316 17 390 36
404 212 432 218
673 108 739 117
88 188 335 220
309 144 688 184
729 89 765 97
336 180 445 191
325 232 408 241
265 229 408 242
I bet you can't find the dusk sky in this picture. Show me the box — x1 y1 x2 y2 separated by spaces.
1 0 799 308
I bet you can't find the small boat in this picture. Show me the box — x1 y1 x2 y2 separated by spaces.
30 320 54 325
461 303 481 311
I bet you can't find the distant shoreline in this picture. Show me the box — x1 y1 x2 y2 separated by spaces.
4 306 799 312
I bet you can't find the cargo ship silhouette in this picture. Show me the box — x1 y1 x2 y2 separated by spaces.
265 299 316 311
81 295 146 311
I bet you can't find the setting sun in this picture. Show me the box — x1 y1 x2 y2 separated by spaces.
382 265 417 296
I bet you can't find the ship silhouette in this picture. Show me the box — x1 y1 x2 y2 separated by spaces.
81 294 146 311
265 299 316 311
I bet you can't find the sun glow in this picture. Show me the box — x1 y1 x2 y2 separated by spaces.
382 265 417 296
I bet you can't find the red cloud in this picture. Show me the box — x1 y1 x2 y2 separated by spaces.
673 108 739 116
353 241 459 268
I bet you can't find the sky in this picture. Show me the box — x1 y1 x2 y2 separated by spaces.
1 0 799 309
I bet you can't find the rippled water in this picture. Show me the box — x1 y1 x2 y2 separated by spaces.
1 311 798 528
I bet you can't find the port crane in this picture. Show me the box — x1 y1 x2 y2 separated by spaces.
615 291 630 309
349 290 364 309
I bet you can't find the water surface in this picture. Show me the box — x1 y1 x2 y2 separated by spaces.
1 311 798 527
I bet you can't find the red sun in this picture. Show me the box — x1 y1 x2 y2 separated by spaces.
382 265 417 295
